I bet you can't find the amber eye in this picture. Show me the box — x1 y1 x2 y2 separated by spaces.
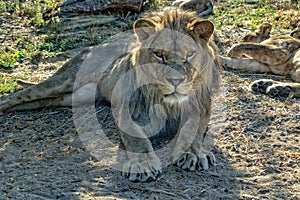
186 51 196 62
153 51 165 62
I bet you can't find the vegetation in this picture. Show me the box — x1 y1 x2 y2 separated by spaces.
0 0 299 93
212 0 299 31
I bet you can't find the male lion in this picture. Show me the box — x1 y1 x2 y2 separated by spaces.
221 26 300 98
0 9 221 182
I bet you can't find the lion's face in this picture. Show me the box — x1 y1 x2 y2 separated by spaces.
132 12 218 105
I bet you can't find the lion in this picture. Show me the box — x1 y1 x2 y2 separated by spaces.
221 26 300 98
0 9 222 182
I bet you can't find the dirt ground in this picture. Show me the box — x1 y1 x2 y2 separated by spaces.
1 1 300 200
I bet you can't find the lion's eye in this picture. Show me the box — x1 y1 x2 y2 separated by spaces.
186 52 196 61
153 51 165 62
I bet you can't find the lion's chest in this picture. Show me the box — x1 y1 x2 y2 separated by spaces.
129 96 183 141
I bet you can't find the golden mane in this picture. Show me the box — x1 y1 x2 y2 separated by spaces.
137 9 221 69
126 9 222 119
140 9 199 32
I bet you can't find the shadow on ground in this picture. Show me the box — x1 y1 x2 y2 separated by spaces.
0 104 242 199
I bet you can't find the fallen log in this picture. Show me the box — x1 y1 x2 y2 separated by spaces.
43 0 144 19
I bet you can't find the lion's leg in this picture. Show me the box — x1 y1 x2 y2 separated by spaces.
7 83 99 111
228 43 290 66
250 79 300 98
0 48 93 112
288 50 300 97
0 78 98 112
120 133 162 182
6 94 72 111
0 75 73 112
267 82 300 98
265 57 300 97
250 50 300 98
291 49 300 83
173 115 214 171
220 56 270 73
291 68 300 83
291 83 300 98
117 107 162 182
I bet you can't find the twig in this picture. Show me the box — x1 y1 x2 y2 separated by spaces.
148 188 178 196
131 186 177 196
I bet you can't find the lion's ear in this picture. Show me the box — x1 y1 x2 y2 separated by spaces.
134 18 157 42
189 19 214 42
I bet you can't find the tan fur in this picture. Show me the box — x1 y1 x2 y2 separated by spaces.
221 26 300 98
0 9 221 182
241 23 272 43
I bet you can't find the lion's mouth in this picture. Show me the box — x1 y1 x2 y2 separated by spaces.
163 92 188 104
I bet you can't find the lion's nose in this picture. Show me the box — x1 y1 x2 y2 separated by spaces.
166 77 185 86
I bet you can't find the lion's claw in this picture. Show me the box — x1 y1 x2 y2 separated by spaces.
267 85 292 97
175 152 215 171
122 153 162 182
250 79 294 97
175 152 198 171
250 79 274 93
198 152 216 170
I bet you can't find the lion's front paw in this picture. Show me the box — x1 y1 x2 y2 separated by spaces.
122 152 162 182
250 79 293 97
250 79 275 94
266 84 292 97
175 152 216 171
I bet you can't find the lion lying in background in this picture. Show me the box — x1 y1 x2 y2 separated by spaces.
0 9 221 182
241 22 273 43
221 25 300 98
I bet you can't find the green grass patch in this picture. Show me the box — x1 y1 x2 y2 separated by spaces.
0 0 297 94
0 49 28 69
0 0 59 26
145 0 165 10
212 0 295 31
0 0 62 70
0 73 21 94
0 70 34 94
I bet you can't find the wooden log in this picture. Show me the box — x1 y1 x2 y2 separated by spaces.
43 0 144 20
